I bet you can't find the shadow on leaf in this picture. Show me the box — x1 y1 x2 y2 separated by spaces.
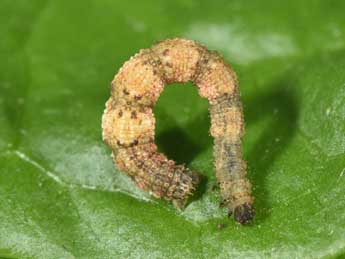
244 77 299 224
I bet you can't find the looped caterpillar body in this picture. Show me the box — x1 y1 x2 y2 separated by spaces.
102 38 254 224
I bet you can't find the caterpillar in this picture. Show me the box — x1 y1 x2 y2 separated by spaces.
102 38 254 224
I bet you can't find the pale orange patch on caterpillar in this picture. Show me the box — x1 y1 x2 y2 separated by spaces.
111 49 165 106
102 38 254 224
102 98 155 148
152 39 207 83
193 52 238 102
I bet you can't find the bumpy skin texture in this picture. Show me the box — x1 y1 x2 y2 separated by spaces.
102 38 254 224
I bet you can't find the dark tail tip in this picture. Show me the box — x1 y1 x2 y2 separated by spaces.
234 203 254 225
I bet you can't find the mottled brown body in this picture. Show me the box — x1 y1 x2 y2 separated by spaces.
210 94 254 224
102 38 254 224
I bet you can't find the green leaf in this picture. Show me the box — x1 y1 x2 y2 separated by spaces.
1 0 345 258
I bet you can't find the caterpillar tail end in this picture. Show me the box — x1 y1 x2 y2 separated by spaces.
171 170 201 210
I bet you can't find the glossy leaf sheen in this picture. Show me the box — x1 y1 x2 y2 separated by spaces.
1 1 345 258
